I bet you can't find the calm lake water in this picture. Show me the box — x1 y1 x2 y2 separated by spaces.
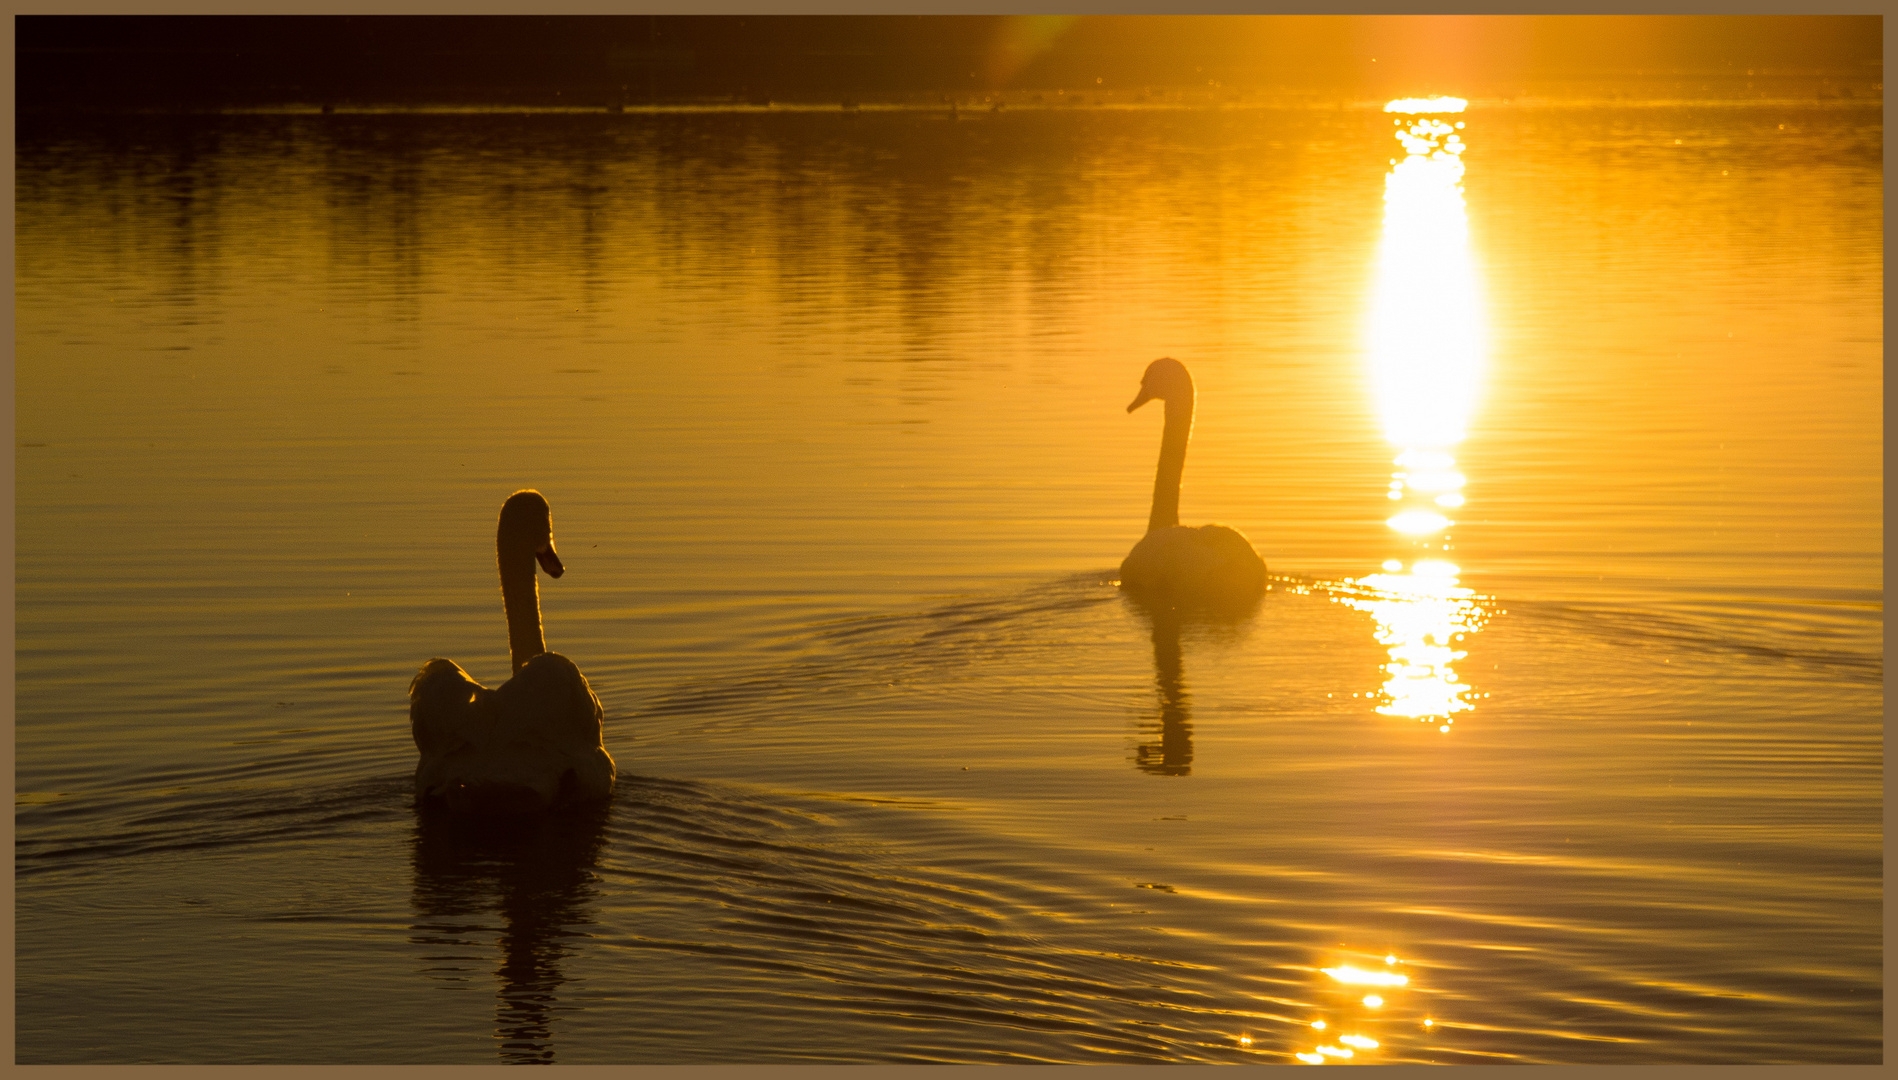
15 77 1881 1064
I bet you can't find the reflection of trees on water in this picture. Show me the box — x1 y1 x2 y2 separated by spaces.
1127 595 1259 776
409 804 610 1064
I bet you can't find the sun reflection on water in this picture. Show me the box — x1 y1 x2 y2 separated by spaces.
1369 100 1482 452
1334 96 1494 731
1292 951 1427 1064
1329 568 1492 726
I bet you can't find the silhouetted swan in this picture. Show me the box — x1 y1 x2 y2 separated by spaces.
410 490 616 815
1120 358 1267 601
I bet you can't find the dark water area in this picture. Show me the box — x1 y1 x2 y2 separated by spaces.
14 78 1881 1063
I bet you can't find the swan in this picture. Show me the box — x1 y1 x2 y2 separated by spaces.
410 490 616 815
1119 357 1267 601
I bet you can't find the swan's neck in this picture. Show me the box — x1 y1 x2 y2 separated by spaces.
1148 394 1192 533
499 542 545 675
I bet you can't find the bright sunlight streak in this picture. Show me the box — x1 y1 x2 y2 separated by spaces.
1383 96 1469 114
1323 965 1411 986
1329 98 1494 733
1368 105 1484 450
1330 570 1492 721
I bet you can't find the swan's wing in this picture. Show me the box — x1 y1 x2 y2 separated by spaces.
414 653 614 811
497 652 605 749
1122 525 1265 598
1121 526 1198 586
496 652 617 804
1195 524 1268 579
409 658 487 757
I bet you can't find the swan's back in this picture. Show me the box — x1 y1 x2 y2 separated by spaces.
410 653 616 814
1120 523 1267 600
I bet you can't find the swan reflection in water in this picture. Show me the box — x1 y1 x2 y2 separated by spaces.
409 803 611 1063
1125 593 1260 775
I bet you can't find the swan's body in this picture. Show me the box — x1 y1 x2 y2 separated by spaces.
1121 523 1265 597
1119 358 1266 601
410 490 615 815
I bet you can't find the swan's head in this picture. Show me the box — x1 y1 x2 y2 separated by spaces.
499 489 564 578
1127 357 1194 412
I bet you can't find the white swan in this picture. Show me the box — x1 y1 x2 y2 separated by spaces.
1119 358 1267 601
410 490 616 815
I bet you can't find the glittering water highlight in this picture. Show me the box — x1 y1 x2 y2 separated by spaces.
1336 95 1493 731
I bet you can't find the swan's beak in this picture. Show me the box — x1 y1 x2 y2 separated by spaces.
535 541 564 578
1127 385 1156 413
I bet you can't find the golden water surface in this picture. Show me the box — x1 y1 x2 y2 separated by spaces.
15 79 1881 1064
